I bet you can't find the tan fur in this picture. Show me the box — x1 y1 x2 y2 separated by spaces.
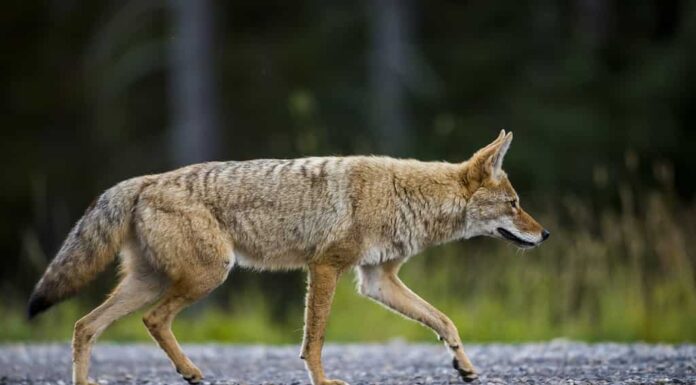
29 130 548 385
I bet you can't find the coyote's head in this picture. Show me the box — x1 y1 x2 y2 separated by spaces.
463 130 549 248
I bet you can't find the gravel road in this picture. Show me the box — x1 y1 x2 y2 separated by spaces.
1 341 694 385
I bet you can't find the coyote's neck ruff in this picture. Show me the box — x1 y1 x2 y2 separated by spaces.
29 130 548 385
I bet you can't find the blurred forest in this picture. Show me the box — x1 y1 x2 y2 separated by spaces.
1 0 695 342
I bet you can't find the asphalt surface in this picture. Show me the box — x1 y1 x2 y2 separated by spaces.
1 341 694 385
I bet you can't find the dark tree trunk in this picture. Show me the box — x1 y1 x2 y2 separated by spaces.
169 0 220 166
369 0 413 156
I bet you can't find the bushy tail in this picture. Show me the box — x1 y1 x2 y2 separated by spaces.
27 178 145 319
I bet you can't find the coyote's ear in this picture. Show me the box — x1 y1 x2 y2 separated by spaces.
488 131 512 176
468 130 513 181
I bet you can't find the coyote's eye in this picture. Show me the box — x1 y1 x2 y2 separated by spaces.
510 200 517 209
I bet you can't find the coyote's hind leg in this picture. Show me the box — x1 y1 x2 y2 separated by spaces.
72 273 162 385
143 281 225 384
136 199 233 384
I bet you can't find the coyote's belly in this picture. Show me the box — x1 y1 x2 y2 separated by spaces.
231 231 409 270
227 219 357 270
231 247 308 270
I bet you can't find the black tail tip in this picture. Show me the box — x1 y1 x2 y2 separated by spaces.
27 294 53 320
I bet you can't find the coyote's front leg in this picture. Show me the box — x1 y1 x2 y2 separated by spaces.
357 261 478 383
300 263 347 385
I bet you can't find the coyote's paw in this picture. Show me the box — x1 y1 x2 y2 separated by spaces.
452 357 478 383
318 379 349 385
176 365 203 384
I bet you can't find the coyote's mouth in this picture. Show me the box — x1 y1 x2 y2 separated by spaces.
497 228 536 247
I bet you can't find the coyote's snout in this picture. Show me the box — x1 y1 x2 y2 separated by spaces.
29 130 547 385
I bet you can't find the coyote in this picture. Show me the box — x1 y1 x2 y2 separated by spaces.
28 130 548 385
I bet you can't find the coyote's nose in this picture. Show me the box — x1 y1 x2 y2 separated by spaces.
541 229 550 241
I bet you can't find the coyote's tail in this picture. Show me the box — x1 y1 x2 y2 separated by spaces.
27 178 145 319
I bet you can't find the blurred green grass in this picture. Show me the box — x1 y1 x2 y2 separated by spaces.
3 165 695 343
